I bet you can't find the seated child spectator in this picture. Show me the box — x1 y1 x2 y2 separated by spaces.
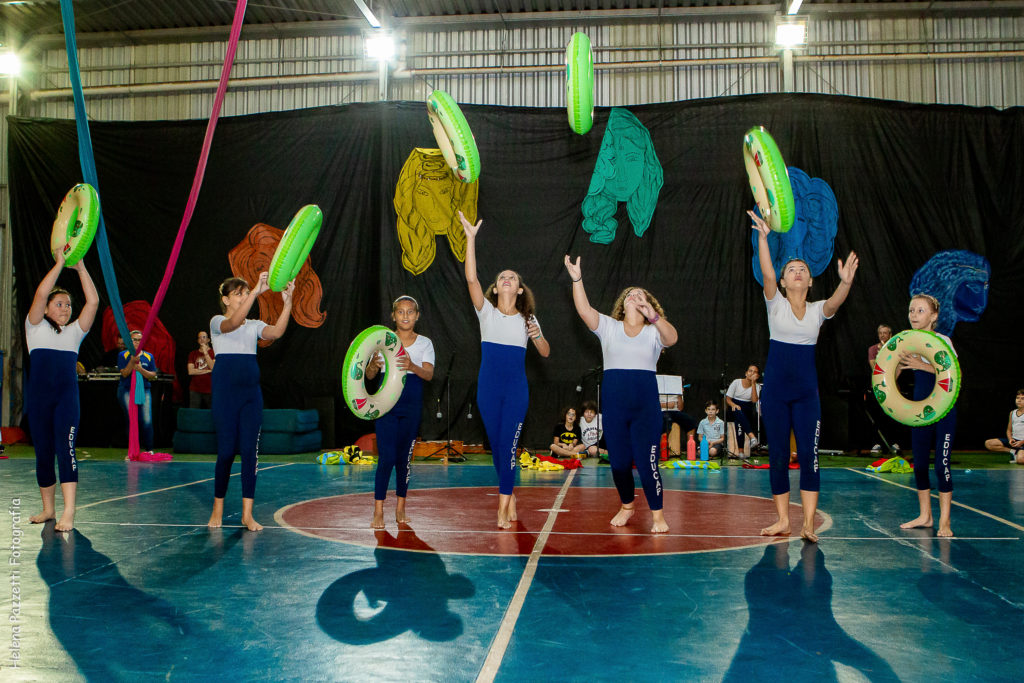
579 400 606 458
985 389 1024 464
550 406 586 458
697 400 726 459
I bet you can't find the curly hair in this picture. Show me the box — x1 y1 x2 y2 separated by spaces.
610 286 665 322
484 271 537 324
218 277 250 313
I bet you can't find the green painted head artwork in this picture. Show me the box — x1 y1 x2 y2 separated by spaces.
385 331 398 348
886 338 899 352
873 386 887 404
920 405 936 420
455 154 466 171
350 359 363 381
933 350 952 370
366 409 380 419
581 108 664 244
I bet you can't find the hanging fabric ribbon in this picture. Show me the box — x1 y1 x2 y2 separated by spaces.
59 0 250 458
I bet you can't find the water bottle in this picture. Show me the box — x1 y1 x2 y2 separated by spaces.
687 434 696 460
700 438 710 461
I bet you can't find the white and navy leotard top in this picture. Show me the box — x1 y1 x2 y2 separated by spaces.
593 314 664 372
395 334 435 412
476 299 541 376
210 315 267 355
26 316 87 388
764 290 831 345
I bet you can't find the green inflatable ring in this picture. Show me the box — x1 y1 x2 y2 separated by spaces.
342 325 408 420
743 126 796 233
51 183 100 267
268 204 322 292
426 90 481 183
566 32 595 135
871 329 961 427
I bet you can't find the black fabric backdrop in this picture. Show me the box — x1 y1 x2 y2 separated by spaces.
8 94 1024 450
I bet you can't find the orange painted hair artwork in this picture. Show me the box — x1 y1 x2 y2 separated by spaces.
228 223 326 346
394 147 479 275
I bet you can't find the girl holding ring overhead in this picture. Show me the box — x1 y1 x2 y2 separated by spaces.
207 272 294 532
26 251 99 532
750 210 858 542
364 296 435 529
898 294 957 537
564 255 678 534
459 211 550 529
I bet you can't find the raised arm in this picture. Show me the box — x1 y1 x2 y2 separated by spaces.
635 291 678 347
749 210 777 300
459 211 485 311
261 280 295 341
563 255 599 331
27 254 66 325
822 251 859 318
72 260 100 332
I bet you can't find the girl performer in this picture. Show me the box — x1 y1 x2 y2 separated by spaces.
898 294 957 537
564 255 678 533
750 210 858 542
207 272 294 531
460 211 550 528
364 296 435 529
27 252 99 531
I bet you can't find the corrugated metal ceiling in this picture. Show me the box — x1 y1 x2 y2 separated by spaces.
2 1 1021 41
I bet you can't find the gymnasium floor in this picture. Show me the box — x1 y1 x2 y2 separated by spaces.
2 457 1022 681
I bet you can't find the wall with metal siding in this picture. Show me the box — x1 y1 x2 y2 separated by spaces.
15 15 1024 120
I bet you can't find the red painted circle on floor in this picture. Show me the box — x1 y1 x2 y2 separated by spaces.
275 487 830 556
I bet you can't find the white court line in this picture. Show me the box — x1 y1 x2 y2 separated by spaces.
475 469 578 683
848 467 1024 533
76 463 295 511
69 520 1020 542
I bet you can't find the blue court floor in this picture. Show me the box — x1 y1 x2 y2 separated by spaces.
1 459 1022 681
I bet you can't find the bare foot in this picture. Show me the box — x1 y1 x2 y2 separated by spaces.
800 525 818 543
497 514 511 529
508 494 517 522
760 519 791 536
207 513 223 528
650 510 669 534
899 515 933 529
937 524 953 537
371 512 385 529
30 511 56 524
55 511 75 532
395 510 410 524
610 505 635 527
241 515 263 532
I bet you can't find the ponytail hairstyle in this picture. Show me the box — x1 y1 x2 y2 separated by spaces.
910 293 941 330
218 277 250 313
43 287 72 334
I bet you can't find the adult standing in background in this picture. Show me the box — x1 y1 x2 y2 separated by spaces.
188 330 215 408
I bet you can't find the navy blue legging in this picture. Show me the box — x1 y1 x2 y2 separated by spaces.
212 354 262 499
27 349 80 487
911 369 956 493
728 398 757 442
374 375 424 500
477 342 527 495
762 341 820 495
601 369 664 511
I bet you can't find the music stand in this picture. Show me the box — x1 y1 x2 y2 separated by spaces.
423 375 465 462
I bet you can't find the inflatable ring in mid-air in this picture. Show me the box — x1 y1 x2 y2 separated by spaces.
51 183 100 266
871 329 961 427
743 126 796 233
268 204 323 291
342 325 408 420
427 90 481 183
566 32 595 135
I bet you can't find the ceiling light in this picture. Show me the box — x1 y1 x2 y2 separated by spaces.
364 34 395 61
775 22 806 49
0 52 21 75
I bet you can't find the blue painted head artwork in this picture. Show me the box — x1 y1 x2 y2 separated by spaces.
751 167 838 286
909 250 990 335
581 108 664 244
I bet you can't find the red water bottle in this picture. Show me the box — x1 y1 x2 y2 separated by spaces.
687 434 696 460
